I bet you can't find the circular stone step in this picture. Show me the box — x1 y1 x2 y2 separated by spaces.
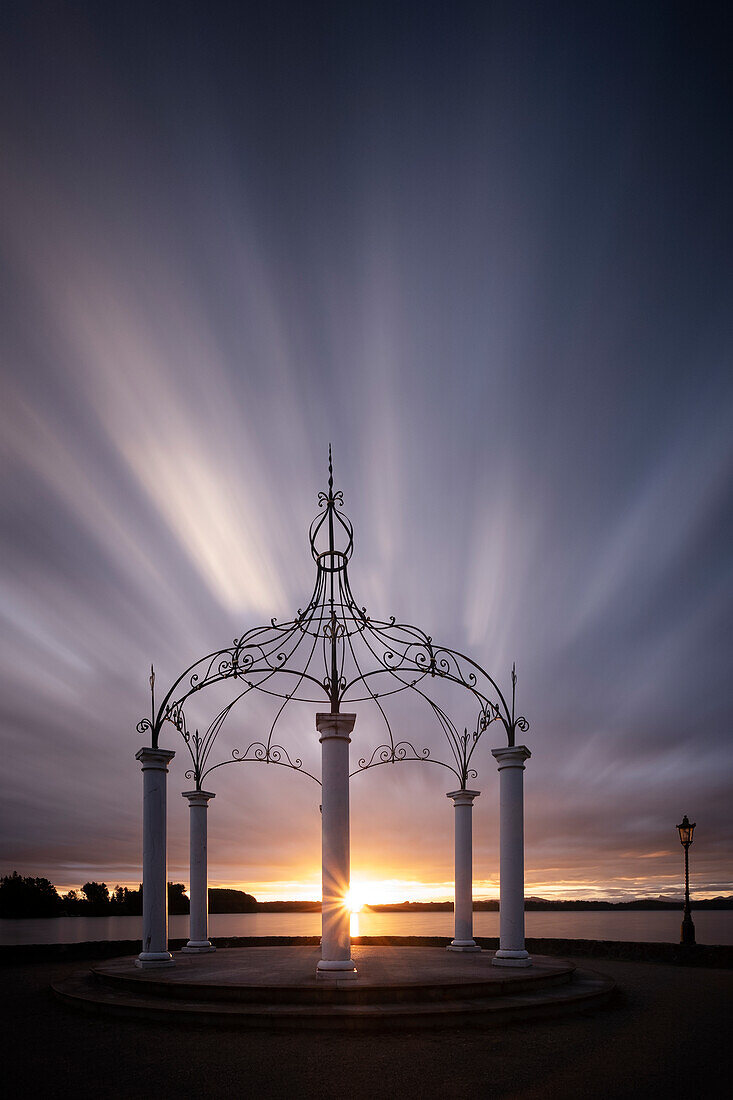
52 946 615 1029
90 945 575 1005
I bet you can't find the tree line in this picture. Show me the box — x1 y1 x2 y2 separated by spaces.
0 873 260 918
0 872 190 917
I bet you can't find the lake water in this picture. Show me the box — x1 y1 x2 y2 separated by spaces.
2 909 732 946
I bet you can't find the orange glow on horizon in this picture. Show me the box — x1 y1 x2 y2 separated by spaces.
53 867 709 905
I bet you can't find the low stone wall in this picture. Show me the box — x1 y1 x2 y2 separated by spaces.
2 934 731 968
522 937 733 968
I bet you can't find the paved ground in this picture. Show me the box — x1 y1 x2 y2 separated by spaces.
2 953 731 1099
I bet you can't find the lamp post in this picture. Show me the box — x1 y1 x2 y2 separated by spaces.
677 814 696 946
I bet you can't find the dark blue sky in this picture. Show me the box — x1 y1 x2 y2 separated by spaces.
1 1 731 900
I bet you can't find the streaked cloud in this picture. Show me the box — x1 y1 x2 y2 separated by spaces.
0 2 731 901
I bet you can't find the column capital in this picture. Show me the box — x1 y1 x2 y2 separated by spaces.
316 712 356 741
491 745 531 770
135 747 176 770
182 790 216 806
446 789 480 806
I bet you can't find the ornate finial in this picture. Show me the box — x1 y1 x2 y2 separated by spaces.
310 446 352 565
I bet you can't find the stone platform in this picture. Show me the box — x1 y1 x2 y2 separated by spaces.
53 945 615 1029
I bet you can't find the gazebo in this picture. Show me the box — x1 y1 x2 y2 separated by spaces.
135 452 532 976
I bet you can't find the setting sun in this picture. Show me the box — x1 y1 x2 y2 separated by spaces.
344 886 366 913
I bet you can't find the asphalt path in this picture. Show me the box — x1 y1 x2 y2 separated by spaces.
2 955 731 1099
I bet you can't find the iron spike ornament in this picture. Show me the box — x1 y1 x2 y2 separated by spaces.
137 452 528 790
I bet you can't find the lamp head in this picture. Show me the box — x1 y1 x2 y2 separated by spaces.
677 814 696 846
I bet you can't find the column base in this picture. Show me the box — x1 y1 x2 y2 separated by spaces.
181 941 216 953
680 917 696 946
492 949 532 968
447 940 481 952
136 952 175 969
316 959 358 980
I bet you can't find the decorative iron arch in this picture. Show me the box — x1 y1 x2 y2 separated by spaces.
137 449 528 790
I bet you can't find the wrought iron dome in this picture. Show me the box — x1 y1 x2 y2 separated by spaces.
137 449 528 790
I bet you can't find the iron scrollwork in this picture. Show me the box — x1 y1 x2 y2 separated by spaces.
139 446 528 790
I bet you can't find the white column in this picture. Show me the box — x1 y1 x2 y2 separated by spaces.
446 789 481 951
181 790 216 953
316 712 357 980
491 745 532 967
135 747 176 968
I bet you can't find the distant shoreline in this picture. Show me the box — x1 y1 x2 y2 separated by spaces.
3 874 732 918
256 899 733 913
254 897 733 913
3 896 733 919
363 898 733 912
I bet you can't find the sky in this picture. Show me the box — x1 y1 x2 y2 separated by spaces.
1 1 732 903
